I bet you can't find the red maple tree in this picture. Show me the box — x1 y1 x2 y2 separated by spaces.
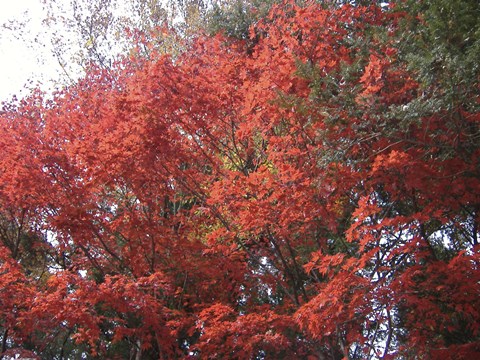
0 1 479 359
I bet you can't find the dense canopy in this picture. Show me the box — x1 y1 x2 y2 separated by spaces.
0 1 479 359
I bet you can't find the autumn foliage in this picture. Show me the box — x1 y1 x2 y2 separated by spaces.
0 1 479 359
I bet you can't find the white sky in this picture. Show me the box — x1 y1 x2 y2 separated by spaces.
0 0 166 104
0 0 60 103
